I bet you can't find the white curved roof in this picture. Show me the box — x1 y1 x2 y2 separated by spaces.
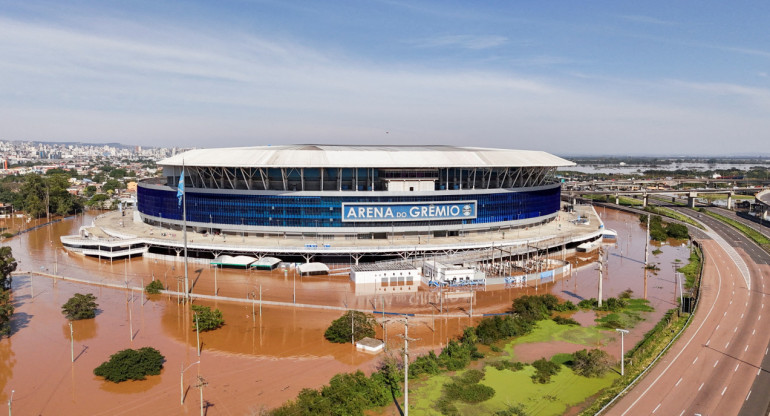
160 145 574 168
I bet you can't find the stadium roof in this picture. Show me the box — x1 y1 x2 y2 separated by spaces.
160 145 574 168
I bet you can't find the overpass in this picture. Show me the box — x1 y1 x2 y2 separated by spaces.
755 189 770 221
563 187 767 209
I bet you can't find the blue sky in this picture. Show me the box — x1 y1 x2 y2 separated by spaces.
1 0 769 155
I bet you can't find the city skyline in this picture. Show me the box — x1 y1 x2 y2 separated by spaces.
1 1 769 155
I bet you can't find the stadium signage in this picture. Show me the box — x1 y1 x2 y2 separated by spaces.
341 201 477 222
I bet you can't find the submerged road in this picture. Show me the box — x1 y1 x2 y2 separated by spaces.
607 209 770 416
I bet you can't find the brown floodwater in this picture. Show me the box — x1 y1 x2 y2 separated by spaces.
0 207 688 413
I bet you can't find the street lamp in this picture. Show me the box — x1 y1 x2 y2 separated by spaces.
8 389 14 416
615 329 629 376
180 361 201 404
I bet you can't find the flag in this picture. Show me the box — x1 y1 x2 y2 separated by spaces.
177 169 185 207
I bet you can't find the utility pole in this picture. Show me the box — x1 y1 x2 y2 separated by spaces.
398 317 419 416
615 329 629 375
69 321 74 362
597 247 604 308
195 375 208 416
351 310 355 344
644 215 650 267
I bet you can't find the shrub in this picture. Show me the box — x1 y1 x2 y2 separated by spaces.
552 316 580 326
571 348 613 377
531 358 561 384
324 310 376 343
442 369 495 404
272 369 397 416
61 293 98 320
191 304 224 332
490 345 501 353
409 351 441 378
0 290 12 336
145 279 164 294
93 347 165 382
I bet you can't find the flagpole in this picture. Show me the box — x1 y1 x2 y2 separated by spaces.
182 161 189 302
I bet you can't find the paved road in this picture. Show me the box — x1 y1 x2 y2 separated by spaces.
607 209 770 415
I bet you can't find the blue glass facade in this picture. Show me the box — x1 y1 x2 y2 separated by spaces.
137 183 561 229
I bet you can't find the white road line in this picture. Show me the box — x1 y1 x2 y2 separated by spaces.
759 315 762 321
722 386 728 395
734 327 738 332
716 324 720 331
725 311 728 317
735 363 740 372
714 360 719 367
741 313 745 319
758 368 762 375
753 329 756 335
693 357 698 364
678 410 684 416
676 377 682 386
726 342 730 348
747 390 752 401
746 345 749 352
653 403 661 413
699 382 705 391
765 347 768 355
730 300 733 305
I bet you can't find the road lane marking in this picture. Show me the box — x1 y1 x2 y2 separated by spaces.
747 390 752 401
653 403 661 413
699 382 705 391
725 342 730 348
722 386 728 395
735 363 740 372
676 377 682 386
741 313 745 319
678 411 684 416
693 357 698 364
753 329 756 335
724 311 728 317
734 327 737 333
759 315 762 321
714 360 719 367
746 345 749 352
716 324 720 331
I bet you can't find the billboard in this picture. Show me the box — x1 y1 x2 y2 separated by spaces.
341 201 477 222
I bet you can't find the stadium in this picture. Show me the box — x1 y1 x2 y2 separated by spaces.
63 145 603 270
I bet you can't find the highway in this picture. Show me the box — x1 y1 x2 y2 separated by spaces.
606 207 770 415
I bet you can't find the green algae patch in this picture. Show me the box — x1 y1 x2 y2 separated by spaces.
503 319 608 358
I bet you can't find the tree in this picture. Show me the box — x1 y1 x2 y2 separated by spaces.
61 293 98 320
324 310 376 343
191 304 224 331
0 246 18 290
145 279 164 294
93 347 165 382
571 348 613 377
0 290 12 336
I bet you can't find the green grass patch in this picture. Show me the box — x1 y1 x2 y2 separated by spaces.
677 246 703 289
410 363 618 416
503 320 607 358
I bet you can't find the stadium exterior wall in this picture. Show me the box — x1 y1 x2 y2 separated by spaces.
137 181 562 234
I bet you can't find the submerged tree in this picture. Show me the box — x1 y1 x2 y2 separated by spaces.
61 293 98 320
324 311 376 344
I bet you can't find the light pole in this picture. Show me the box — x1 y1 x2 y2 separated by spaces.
8 389 13 416
615 329 629 376
180 361 200 404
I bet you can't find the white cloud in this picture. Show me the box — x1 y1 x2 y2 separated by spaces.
0 14 768 155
